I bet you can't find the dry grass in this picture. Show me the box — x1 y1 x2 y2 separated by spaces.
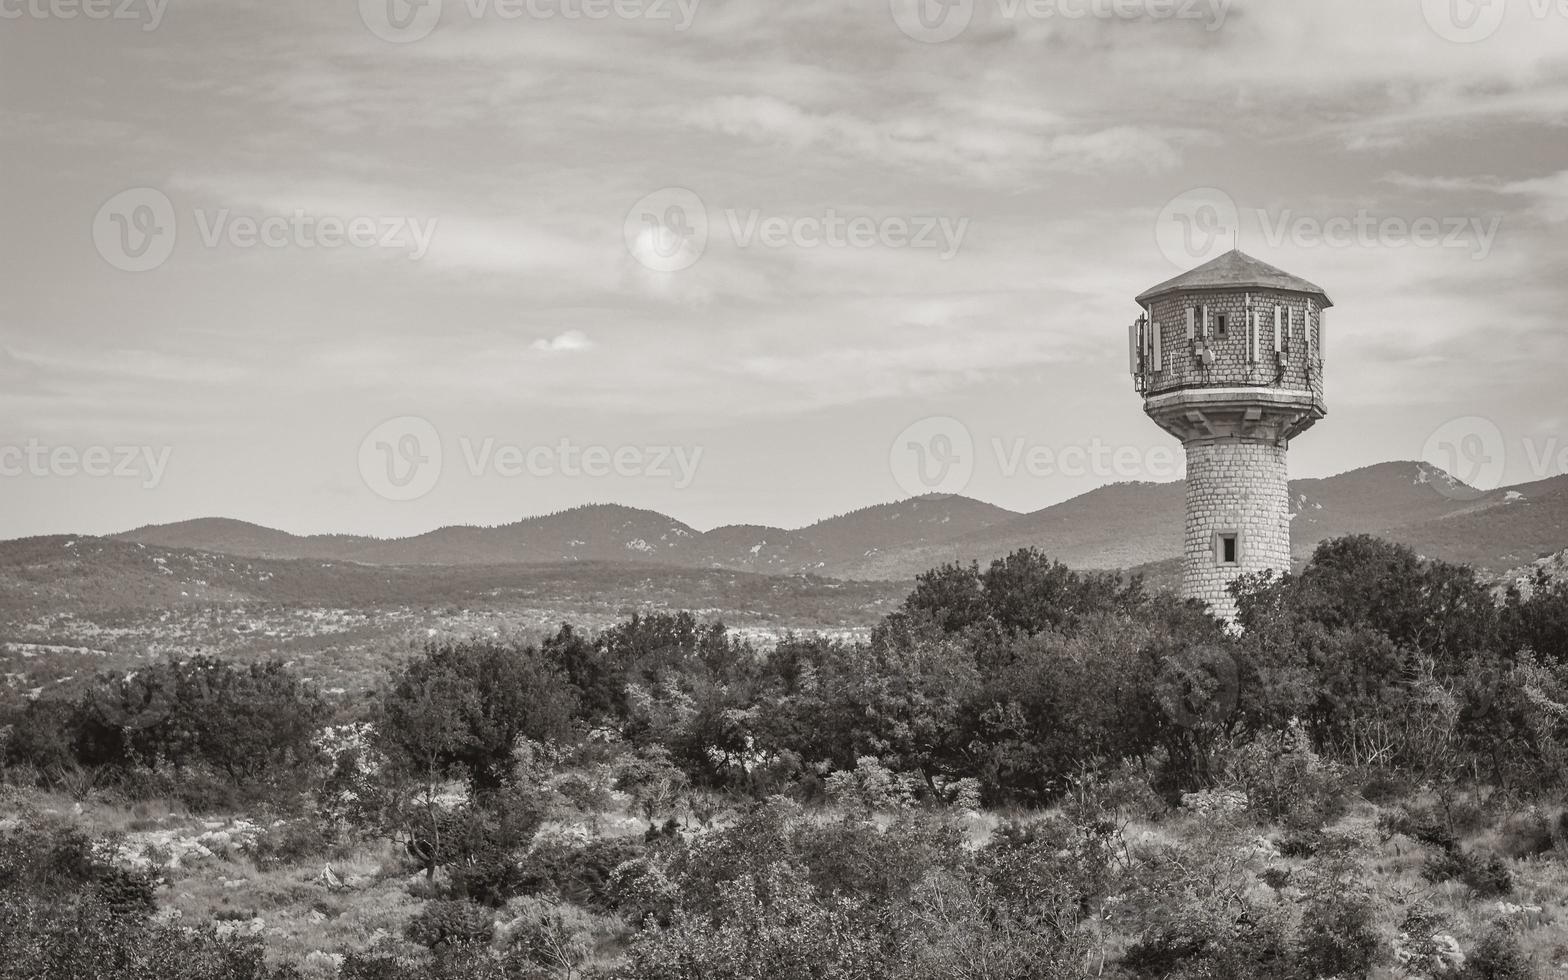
3 782 1566 977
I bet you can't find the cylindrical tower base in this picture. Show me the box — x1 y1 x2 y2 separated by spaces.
1182 439 1291 623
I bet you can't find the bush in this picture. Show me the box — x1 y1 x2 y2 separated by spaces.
1497 811 1556 859
1358 768 1412 804
341 940 549 980
1118 900 1293 979
0 821 157 919
1421 847 1514 897
250 818 343 871
1297 886 1381 977
374 641 575 793
90 865 159 919
498 897 595 973
512 836 646 911
1461 924 1536 980
0 894 290 980
405 901 495 949
1226 721 1348 832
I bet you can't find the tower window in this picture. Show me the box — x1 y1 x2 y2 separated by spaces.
1215 314 1228 338
1217 532 1239 565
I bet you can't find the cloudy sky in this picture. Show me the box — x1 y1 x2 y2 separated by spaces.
2 0 1566 539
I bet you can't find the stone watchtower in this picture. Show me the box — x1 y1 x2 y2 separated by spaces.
1129 250 1330 622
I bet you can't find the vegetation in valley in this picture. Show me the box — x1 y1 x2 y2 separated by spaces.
3 534 1568 978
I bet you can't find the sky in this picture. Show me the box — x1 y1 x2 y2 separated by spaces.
2 0 1566 539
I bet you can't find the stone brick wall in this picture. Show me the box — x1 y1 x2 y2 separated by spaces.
1182 439 1291 624
1142 288 1324 404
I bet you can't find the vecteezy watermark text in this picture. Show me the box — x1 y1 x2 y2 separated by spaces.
1155 187 1502 267
624 187 970 273
888 417 1186 498
0 0 166 30
890 0 1231 43
0 440 171 489
1255 209 1501 260
358 417 704 502
458 437 702 487
1421 416 1568 501
358 0 701 43
93 187 439 273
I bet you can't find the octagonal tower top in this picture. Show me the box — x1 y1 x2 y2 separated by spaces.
1136 249 1333 308
1129 250 1330 445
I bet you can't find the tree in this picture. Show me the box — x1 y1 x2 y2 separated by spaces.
1251 536 1501 670
374 640 576 793
67 657 326 788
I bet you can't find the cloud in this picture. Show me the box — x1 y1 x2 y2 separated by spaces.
1384 169 1568 222
531 330 595 353
675 95 1184 181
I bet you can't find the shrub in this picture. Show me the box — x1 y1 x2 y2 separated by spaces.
606 856 679 929
1461 924 1536 980
1226 721 1347 832
612 862 886 980
1297 886 1381 977
1381 809 1451 850
498 897 595 973
90 865 159 919
396 788 546 885
1358 768 1412 803
0 821 157 919
1421 848 1514 897
1497 811 1556 859
374 641 575 793
511 836 645 911
250 818 343 871
341 940 548 980
1118 900 1293 979
405 901 495 949
0 894 289 980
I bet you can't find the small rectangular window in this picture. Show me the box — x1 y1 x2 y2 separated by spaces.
1215 314 1228 337
1218 533 1238 565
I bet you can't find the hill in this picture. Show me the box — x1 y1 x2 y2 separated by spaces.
85 463 1568 584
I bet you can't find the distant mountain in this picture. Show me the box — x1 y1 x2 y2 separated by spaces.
824 462 1562 581
115 495 1019 576
122 505 701 567
95 463 1568 583
1379 472 1568 572
0 535 901 623
1288 461 1505 548
798 495 1019 568
349 504 699 565
676 525 824 574
835 481 1185 580
116 518 376 561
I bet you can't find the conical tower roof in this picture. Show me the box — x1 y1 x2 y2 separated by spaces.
1136 249 1332 306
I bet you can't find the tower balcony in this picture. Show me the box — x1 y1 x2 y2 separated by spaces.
1143 384 1324 446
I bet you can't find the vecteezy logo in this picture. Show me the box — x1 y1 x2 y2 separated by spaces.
624 187 708 273
1421 415 1507 501
359 0 443 42
93 188 178 273
1420 0 1507 43
889 416 975 498
359 416 443 501
889 0 975 42
1155 187 1240 268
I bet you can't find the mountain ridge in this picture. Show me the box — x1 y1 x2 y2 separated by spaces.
77 462 1568 582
